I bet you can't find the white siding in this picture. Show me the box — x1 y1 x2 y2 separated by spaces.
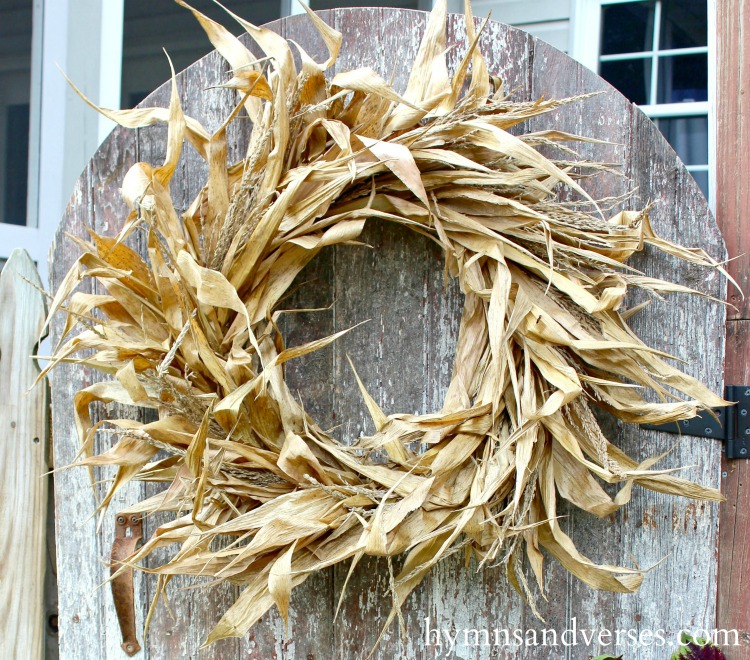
447 0 573 54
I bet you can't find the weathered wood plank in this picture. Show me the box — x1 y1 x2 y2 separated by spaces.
0 249 49 659
237 13 338 660
615 106 724 656
91 141 154 660
717 1 750 656
51 165 102 658
325 11 442 658
325 12 431 654
52 155 112 660
50 125 143 660
137 59 242 660
528 39 725 659
525 39 631 654
426 18 556 660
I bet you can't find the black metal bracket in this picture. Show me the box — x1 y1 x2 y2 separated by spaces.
643 385 750 459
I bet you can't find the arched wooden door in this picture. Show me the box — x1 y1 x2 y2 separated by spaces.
50 8 726 659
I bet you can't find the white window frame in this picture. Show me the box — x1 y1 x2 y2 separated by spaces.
0 0 126 288
283 0 309 15
570 0 716 209
0 0 46 280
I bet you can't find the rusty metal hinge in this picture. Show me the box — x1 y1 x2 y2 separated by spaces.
111 513 143 656
643 385 750 459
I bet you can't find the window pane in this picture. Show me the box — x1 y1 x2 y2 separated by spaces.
0 0 32 226
122 0 282 107
689 170 709 197
656 115 708 166
601 1 655 55
657 54 708 103
4 104 29 226
600 58 652 105
660 0 707 50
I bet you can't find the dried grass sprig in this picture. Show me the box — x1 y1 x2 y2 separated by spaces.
46 0 730 648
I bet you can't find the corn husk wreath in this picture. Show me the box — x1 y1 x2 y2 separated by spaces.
43 0 732 648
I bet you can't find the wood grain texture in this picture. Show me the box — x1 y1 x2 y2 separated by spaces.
720 321 750 657
50 122 149 660
0 249 50 659
717 1 750 657
531 38 725 658
138 78 243 660
716 0 750 320
50 8 726 659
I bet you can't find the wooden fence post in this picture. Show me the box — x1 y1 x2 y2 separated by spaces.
717 1 750 657
0 249 50 658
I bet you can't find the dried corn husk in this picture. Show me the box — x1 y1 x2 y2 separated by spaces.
46 0 731 648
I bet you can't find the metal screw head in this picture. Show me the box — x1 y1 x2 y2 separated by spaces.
722 471 728 477
742 409 748 417
117 515 125 524
744 388 750 397
705 427 713 435
48 614 59 634
745 428 750 436
741 447 748 456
